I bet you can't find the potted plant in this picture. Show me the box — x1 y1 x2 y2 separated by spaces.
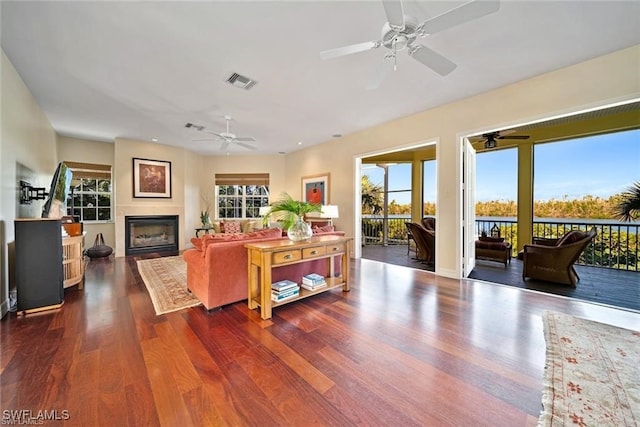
262 193 321 241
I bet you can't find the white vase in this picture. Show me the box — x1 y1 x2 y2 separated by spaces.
287 219 312 242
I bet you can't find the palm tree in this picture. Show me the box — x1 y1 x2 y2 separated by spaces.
361 175 383 215
615 181 640 222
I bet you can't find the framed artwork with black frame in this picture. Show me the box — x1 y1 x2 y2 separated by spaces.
132 157 172 198
301 173 329 205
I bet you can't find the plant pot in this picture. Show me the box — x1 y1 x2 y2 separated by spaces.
287 219 312 242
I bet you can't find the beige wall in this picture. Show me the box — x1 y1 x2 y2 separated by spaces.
113 138 191 256
1 49 59 316
285 45 640 278
57 136 116 248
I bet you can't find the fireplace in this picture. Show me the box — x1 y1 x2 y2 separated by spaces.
125 215 178 256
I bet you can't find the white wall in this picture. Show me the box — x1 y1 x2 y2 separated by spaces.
57 136 116 247
285 45 640 278
1 49 59 316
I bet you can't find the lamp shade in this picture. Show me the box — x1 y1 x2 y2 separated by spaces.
258 206 271 217
320 205 339 218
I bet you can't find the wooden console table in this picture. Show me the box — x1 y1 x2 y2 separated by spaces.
245 235 352 320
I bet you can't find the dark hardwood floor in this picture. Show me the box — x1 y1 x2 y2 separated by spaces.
1 253 639 426
363 244 640 312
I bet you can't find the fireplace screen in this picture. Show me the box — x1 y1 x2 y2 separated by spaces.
125 215 178 255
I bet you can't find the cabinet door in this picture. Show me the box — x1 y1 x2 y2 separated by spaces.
15 219 64 311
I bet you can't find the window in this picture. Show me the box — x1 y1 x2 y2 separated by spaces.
215 173 270 219
65 162 112 222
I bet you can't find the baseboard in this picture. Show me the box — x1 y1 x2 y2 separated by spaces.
437 268 459 279
1 298 9 319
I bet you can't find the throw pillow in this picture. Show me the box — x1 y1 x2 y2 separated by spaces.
557 230 586 246
223 221 242 234
312 225 335 234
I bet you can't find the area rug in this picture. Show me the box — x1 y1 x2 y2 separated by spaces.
538 311 639 426
136 256 201 315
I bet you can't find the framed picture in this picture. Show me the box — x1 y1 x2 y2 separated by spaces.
132 157 172 198
301 173 329 205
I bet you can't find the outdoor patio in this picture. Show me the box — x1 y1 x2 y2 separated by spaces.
361 244 640 312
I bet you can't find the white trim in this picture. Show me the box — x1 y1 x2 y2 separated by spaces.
1 299 10 319
353 138 438 262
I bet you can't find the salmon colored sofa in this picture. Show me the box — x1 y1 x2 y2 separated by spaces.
183 227 345 310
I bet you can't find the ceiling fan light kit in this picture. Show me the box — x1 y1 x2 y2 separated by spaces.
319 0 500 88
190 115 257 151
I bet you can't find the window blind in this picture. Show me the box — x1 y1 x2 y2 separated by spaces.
214 173 269 186
64 161 112 180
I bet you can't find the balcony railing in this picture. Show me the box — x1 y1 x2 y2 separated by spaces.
362 215 640 271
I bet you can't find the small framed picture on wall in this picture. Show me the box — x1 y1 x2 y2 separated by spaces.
133 157 172 198
301 173 330 205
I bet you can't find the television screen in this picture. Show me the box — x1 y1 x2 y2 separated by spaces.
41 162 73 219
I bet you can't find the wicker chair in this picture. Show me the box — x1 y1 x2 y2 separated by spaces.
406 222 435 266
522 227 596 287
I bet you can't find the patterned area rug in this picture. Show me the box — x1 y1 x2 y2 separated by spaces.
136 256 201 315
539 311 639 426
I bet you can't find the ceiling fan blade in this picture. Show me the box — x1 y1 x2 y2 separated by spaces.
320 41 381 60
234 142 257 150
192 138 218 142
420 0 500 35
365 56 394 91
409 44 457 76
499 135 530 140
382 0 405 31
233 137 256 142
220 141 230 151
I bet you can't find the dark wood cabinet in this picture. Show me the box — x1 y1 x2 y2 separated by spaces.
15 219 64 314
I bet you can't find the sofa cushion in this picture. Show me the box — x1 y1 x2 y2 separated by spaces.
242 220 263 233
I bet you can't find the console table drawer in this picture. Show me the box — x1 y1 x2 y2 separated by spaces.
272 250 301 264
303 246 326 259
326 243 346 254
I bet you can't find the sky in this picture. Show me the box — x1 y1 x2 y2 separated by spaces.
362 128 639 205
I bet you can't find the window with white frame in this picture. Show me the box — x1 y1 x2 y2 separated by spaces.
215 173 270 219
65 162 113 222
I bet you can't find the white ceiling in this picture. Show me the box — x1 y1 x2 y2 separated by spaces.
2 1 639 155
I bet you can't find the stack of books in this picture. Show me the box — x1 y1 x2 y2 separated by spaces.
271 279 300 302
301 273 327 291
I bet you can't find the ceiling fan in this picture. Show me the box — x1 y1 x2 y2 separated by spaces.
192 115 257 151
473 130 530 149
320 0 500 89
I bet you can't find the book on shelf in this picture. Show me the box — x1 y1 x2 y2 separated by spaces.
301 281 327 291
303 273 325 283
271 279 298 293
271 288 300 302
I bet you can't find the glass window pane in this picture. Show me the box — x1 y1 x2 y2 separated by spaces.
98 194 110 207
82 194 97 207
82 179 97 192
83 208 96 221
98 208 111 221
97 179 111 192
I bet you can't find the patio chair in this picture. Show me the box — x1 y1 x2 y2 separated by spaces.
405 222 417 256
522 227 596 287
406 222 435 266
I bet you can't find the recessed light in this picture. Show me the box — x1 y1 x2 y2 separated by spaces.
151 138 158 142
297 141 302 145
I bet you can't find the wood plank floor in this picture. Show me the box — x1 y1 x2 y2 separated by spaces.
1 254 639 426
363 244 640 311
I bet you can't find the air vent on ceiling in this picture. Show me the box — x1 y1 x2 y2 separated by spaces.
185 122 205 131
226 72 257 90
